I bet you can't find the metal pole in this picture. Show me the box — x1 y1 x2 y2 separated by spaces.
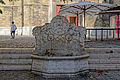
101 28 103 41
106 30 108 39
95 29 97 40
83 5 85 27
118 13 120 39
88 30 90 40
21 0 24 36
77 12 79 26
84 10 85 27
113 29 114 39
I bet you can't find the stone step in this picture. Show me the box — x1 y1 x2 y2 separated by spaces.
89 54 109 59
0 64 31 70
89 59 120 64
89 53 120 59
0 59 32 65
0 48 34 54
0 54 32 59
89 64 120 70
0 48 33 70
85 48 120 54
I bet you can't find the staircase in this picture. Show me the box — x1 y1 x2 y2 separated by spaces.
0 48 33 70
0 48 120 71
85 48 120 70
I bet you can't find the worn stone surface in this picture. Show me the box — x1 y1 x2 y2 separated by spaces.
86 48 120 70
0 36 120 48
0 36 35 48
32 55 89 77
0 48 33 70
32 16 86 56
1 71 120 80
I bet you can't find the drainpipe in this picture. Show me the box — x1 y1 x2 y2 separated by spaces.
12 1 14 22
21 0 24 36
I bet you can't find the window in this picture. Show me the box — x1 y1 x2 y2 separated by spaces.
56 5 78 26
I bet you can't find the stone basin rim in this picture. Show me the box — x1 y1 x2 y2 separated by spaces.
31 54 89 60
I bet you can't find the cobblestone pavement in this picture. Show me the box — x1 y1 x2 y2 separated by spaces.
0 71 120 80
85 40 120 48
0 35 120 48
0 35 35 48
0 35 120 80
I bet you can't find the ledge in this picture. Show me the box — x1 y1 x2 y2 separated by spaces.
31 54 89 60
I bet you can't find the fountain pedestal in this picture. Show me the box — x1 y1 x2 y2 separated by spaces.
32 16 89 78
32 55 89 78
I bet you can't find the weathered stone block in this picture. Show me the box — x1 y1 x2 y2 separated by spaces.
32 54 89 78
32 16 86 56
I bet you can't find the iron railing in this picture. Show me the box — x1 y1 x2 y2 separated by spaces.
86 28 120 41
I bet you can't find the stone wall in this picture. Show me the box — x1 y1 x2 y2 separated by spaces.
0 0 22 27
24 0 49 26
0 0 49 27
0 0 118 28
113 0 120 6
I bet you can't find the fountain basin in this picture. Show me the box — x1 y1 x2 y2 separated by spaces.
31 54 89 78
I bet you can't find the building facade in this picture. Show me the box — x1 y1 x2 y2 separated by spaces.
0 0 119 35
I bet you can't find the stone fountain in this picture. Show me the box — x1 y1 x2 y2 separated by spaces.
31 15 89 78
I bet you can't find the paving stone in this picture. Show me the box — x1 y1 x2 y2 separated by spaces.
0 36 120 48
1 71 120 80
85 40 120 48
0 36 35 48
